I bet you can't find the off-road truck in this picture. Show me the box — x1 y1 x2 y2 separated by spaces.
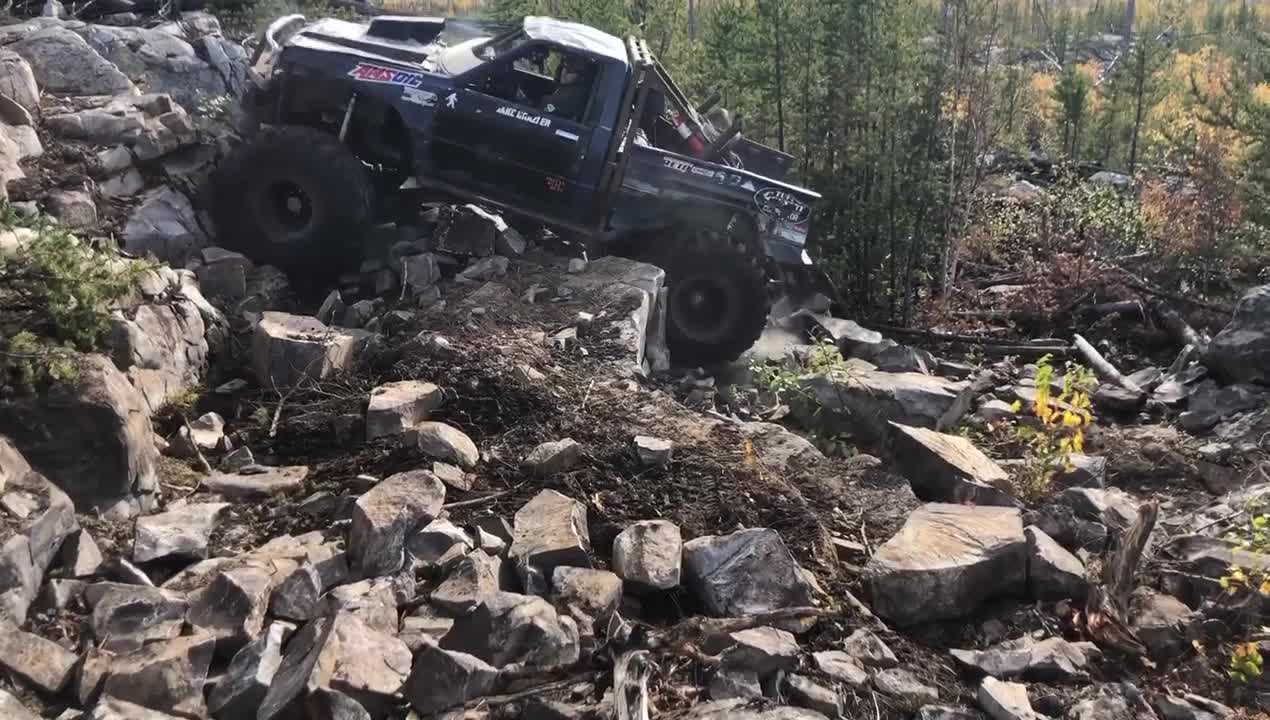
209 13 822 367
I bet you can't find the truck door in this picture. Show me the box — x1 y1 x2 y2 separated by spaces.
431 44 611 228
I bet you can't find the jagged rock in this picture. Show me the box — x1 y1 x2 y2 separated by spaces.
784 674 840 717
797 363 972 443
220 447 255 472
917 708 987 720
510 489 591 585
0 50 39 114
440 591 580 669
90 583 188 652
404 640 498 715
324 578 400 635
796 312 886 358
122 187 208 266
133 502 229 563
432 551 501 613
0 355 159 513
1023 504 1108 554
951 636 1099 680
278 612 409 718
366 380 442 441
1206 284 1270 384
458 255 510 283
350 469 445 576
523 438 583 476
811 651 869 688
875 344 937 374
706 626 799 674
87 696 185 720
612 519 682 590
633 435 674 467
41 578 87 610
0 452 77 624
11 26 133 96
889 422 1015 506
683 528 813 617
269 564 324 621
978 677 1038 720
73 24 227 110
736 421 826 473
709 669 762 700
1153 694 1233 720
873 668 939 705
1056 487 1139 530
400 253 441 294
1129 588 1194 659
1055 454 1106 488
864 504 1027 625
1093 385 1147 413
1025 526 1087 600
551 566 623 625
408 517 473 569
186 565 274 654
977 399 1016 423
341 300 375 329
678 699 832 719
97 634 216 719
207 622 288 720
47 188 97 229
0 625 78 693
196 248 252 301
559 257 667 369
106 294 211 414
413 421 480 469
252 313 372 391
432 461 473 492
842 628 898 668
203 465 309 499
399 612 455 652
1065 683 1159 720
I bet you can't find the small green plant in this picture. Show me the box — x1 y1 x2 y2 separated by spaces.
197 94 235 124
750 337 848 405
1007 355 1095 503
1229 641 1264 683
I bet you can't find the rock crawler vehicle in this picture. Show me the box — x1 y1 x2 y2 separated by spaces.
209 13 823 367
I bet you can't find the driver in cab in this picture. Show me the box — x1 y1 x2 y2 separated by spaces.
539 53 593 122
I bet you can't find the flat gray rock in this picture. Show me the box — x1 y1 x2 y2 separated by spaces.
682 528 813 617
349 470 445 577
133 503 229 563
612 519 682 590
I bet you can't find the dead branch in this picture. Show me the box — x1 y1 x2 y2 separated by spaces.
869 324 1070 354
441 489 515 510
614 651 655 720
1073 334 1143 394
180 414 213 476
1081 502 1158 657
1151 302 1208 353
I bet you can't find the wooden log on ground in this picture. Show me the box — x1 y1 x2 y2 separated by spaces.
1152 302 1208 354
1073 334 1143 394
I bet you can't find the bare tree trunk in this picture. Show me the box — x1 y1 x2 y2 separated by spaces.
1121 0 1136 39
688 0 695 41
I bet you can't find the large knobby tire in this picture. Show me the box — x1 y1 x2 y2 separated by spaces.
209 125 373 286
664 250 771 368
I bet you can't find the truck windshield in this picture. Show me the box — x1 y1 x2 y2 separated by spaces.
472 30 530 63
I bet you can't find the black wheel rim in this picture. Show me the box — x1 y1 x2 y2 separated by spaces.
670 274 738 343
259 180 314 240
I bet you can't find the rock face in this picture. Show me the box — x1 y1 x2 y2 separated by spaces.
252 313 371 391
510 489 592 582
864 504 1027 625
350 470 446 576
682 528 813 616
11 26 133 96
365 381 442 440
107 297 210 413
889 423 1017 506
73 23 230 111
612 519 682 590
1206 283 1270 384
0 443 79 624
0 354 159 511
133 502 229 563
798 363 972 443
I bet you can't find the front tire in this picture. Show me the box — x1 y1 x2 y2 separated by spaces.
209 125 373 288
664 250 771 368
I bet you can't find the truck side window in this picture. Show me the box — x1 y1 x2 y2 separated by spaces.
537 51 596 124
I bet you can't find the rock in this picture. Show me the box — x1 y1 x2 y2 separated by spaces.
0 690 37 720
1129 588 1194 659
432 551 501 613
203 465 309 499
408 517 473 569
612 519 682 590
47 189 97 230
196 248 252 301
1024 526 1087 600
324 578 400 636
341 300 375 329
1065 683 1159 720
977 399 1016 423
797 312 886 358
1022 504 1108 554
709 669 762 700
1094 385 1147 413
365 381 443 441
1206 284 1270 384
350 469 445 577
73 24 227 110
1153 694 1232 720
0 50 40 114
567 257 588 273
87 696 186 720
889 422 1016 506
633 436 674 468
510 489 591 583
316 290 345 325
41 578 87 610
90 583 188 652
873 668 939 705
105 296 211 415
11 27 133 96
1055 454 1106 488
551 566 623 625
399 612 455 652
186 565 274 654
683 528 813 617
405 640 498 715
784 674 840 717
1056 487 1139 530
978 677 1038 720
441 591 580 669
207 622 287 720
951 636 1099 680
523 438 583 476
122 187 208 266
706 626 799 674
133 502 229 563
811 650 869 688
399 253 440 294
842 628 898 668
432 461 473 492
678 699 832 719
220 447 255 472
559 256 667 369
252 313 372 391
0 625 79 693
457 255 510 283
864 504 1027 625
917 708 987 720
97 634 216 719
413 422 480 469
0 469 77 623
875 344 937 374
0 355 159 514
797 364 972 443
736 421 826 473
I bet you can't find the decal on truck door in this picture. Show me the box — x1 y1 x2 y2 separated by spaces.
402 88 438 107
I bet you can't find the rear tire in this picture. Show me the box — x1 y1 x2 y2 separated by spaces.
664 250 770 368
209 125 373 290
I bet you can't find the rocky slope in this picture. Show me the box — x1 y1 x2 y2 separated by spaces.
3 9 1270 720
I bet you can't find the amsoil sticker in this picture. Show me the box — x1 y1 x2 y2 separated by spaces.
754 187 812 224
348 63 424 88
402 88 437 107
497 106 551 127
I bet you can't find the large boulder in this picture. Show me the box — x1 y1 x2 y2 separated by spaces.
9 26 133 96
0 50 40 115
0 441 77 624
404 639 498 715
207 622 288 719
349 470 445 577
252 312 373 391
889 422 1017 506
612 519 682 590
95 634 217 719
797 362 973 443
559 256 667 369
682 528 814 617
510 489 592 586
440 591 581 670
133 502 229 563
864 504 1027 625
0 624 79 693
72 24 228 111
0 354 160 512
106 297 209 412
122 187 208 267
1206 284 1270 385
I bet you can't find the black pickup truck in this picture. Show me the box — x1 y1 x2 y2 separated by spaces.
210 14 822 366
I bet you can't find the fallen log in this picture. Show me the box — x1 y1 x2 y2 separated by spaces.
1073 334 1143 394
870 324 1071 356
1152 302 1208 354
1080 300 1146 321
